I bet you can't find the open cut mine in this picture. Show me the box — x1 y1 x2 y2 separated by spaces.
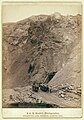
2 13 82 108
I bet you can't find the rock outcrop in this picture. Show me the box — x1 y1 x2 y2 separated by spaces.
2 13 82 108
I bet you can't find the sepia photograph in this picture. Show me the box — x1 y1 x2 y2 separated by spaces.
2 2 82 118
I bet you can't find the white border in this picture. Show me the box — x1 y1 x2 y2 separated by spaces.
0 0 84 120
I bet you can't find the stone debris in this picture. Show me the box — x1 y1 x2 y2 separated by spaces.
3 83 81 108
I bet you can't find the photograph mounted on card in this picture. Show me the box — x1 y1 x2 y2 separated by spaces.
2 1 82 119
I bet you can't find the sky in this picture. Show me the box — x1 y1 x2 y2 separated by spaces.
2 2 82 23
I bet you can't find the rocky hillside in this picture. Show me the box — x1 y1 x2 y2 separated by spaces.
2 13 82 108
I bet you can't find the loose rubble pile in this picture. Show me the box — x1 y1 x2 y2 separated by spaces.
3 13 82 108
3 83 81 108
52 84 81 100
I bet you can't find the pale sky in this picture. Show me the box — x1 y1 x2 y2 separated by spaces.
2 2 82 23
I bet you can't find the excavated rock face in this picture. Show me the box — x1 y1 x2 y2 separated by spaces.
3 13 82 90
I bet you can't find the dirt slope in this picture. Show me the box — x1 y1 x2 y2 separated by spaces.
48 42 81 88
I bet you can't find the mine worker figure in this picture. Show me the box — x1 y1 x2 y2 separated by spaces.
46 84 49 92
49 86 52 93
39 97 42 103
